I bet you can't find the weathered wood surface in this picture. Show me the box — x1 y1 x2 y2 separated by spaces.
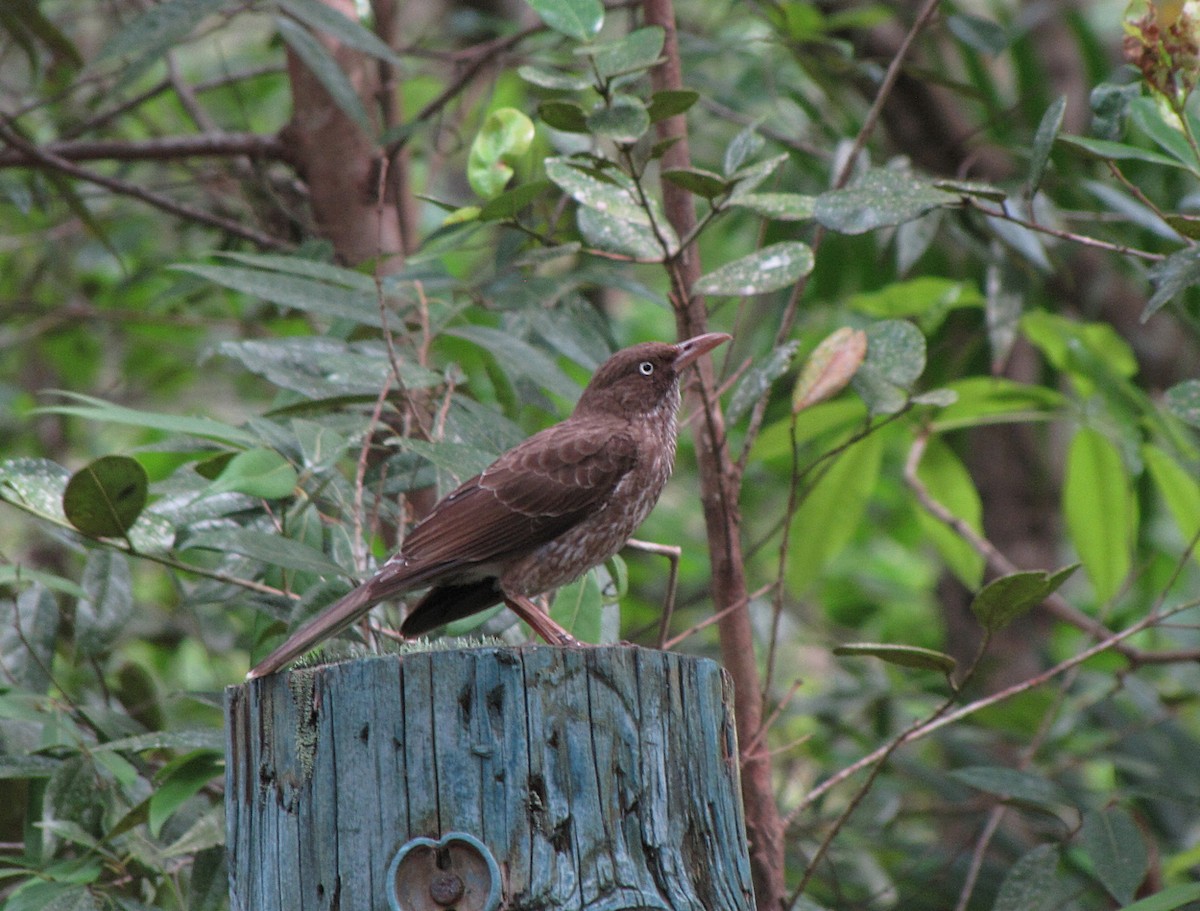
225 646 755 911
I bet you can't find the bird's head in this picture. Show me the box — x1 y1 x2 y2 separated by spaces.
574 333 730 419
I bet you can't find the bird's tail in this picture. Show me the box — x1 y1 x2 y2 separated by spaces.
246 580 382 680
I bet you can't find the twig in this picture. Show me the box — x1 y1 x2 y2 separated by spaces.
736 0 945 478
0 132 289 168
0 119 292 251
384 24 541 160
952 666 1076 911
783 594 1200 828
904 430 1200 665
621 538 681 648
969 199 1165 261
661 584 773 650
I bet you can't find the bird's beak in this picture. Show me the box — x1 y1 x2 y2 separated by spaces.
673 332 731 371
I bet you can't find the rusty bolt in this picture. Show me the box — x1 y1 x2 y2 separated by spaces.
429 871 464 906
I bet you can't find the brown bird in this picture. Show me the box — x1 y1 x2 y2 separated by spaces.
246 332 730 678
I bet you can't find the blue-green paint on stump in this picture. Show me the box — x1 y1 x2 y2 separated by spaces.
225 646 755 911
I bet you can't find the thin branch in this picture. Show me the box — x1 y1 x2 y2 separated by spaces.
0 132 290 169
838 0 943 186
969 198 1166 261
384 24 540 159
737 0 944 477
904 430 1200 665
0 119 293 251
783 596 1199 828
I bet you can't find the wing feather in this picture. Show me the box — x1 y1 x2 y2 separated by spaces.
399 418 636 571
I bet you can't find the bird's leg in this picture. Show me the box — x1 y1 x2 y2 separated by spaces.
624 538 681 649
503 594 583 646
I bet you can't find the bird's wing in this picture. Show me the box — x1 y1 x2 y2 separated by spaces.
400 418 637 569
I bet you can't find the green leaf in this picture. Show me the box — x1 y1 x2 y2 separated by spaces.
149 751 223 837
127 510 177 555
42 390 256 446
0 457 71 525
693 241 814 296
792 328 867 413
30 885 101 911
479 180 553 221
1057 134 1189 171
723 124 766 176
932 178 1007 202
727 152 789 197
291 418 352 470
646 89 699 122
727 341 800 424
1129 96 1200 171
662 167 730 201
1163 212 1200 239
946 13 1009 53
849 276 982 321
850 319 926 416
395 438 496 483
729 191 815 221
526 0 603 41
276 16 371 132
969 565 1078 633
63 455 148 537
1 0 82 69
950 765 1065 808
1064 427 1135 601
96 729 224 753
96 0 224 62
218 337 440 401
0 754 61 780
518 64 591 91
468 107 535 199
787 430 884 594
586 96 650 144
1029 96 1067 194
550 567 618 643
577 205 669 259
75 551 133 658
992 844 1061 911
545 157 650 225
213 251 377 290
588 26 665 80
914 438 985 589
814 168 958 234
1 585 59 693
1144 246 1200 320
1117 884 1200 911
446 324 579 399
206 447 298 500
1142 445 1200 564
279 0 404 66
1081 807 1148 905
185 528 348 577
833 642 956 676
1021 309 1138 394
538 100 590 133
175 263 390 328
1165 379 1200 427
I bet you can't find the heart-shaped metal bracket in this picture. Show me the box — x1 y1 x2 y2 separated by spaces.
388 831 501 911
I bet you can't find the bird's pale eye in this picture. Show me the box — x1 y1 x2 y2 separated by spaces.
638 361 654 376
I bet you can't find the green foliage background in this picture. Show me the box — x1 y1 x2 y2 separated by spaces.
2 1 1200 909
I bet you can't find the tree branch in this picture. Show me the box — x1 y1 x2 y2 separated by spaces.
0 132 290 169
0 120 293 250
643 1 786 907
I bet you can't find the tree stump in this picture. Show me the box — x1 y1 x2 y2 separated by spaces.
225 646 755 911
